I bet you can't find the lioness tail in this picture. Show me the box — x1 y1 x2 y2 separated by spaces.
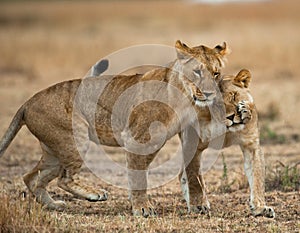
0 105 25 157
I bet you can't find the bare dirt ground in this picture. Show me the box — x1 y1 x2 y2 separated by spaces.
0 1 299 232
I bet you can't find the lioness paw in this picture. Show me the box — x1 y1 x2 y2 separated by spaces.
86 189 108 202
252 206 275 218
190 205 210 215
237 100 252 123
44 200 67 211
133 207 157 218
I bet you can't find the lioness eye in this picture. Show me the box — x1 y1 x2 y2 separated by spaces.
193 69 201 76
232 91 238 101
213 72 220 78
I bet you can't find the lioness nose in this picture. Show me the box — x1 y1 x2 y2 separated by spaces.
203 92 214 98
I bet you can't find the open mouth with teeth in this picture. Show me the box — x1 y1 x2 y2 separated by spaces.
193 95 214 107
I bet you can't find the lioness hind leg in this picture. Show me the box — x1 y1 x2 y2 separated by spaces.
57 149 107 202
23 144 65 210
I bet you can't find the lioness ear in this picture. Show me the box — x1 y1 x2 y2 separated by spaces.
214 42 231 56
233 69 251 88
175 40 192 60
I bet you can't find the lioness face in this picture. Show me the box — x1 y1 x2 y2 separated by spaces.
220 69 254 132
175 40 229 107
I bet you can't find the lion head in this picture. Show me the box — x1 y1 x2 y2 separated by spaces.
174 40 230 107
219 69 255 132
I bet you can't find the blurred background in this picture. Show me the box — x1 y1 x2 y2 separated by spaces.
0 1 299 231
1 0 299 149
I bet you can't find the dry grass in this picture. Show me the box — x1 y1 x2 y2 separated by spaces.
0 178 299 233
266 161 300 192
0 0 300 232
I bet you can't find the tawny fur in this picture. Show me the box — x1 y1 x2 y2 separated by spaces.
179 70 275 218
0 40 229 216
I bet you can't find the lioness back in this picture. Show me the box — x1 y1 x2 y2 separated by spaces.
23 71 175 148
23 74 140 146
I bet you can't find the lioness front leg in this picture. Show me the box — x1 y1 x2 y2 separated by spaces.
126 152 157 217
241 144 275 218
237 100 252 124
179 152 210 214
179 127 210 214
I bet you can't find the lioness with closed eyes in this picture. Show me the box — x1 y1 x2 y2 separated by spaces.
0 40 229 216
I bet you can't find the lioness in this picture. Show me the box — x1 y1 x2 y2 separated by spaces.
179 69 275 218
0 41 229 215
